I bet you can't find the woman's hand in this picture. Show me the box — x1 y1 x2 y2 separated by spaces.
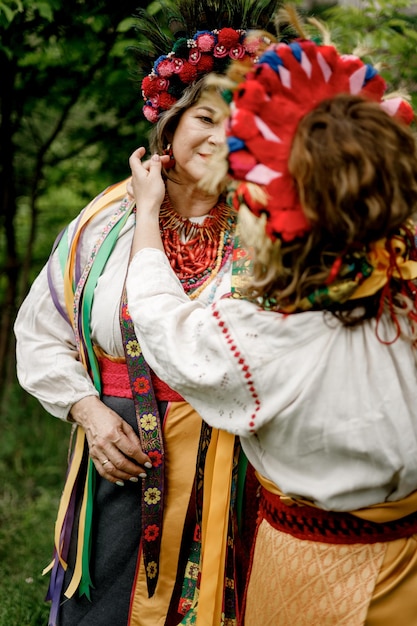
128 147 169 216
70 396 152 486
128 147 167 256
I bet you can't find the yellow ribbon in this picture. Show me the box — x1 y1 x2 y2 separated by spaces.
44 180 130 594
63 453 92 598
350 236 417 300
197 429 236 626
42 425 85 576
63 179 130 329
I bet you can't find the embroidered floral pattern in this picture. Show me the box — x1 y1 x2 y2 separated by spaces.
140 413 157 431
148 450 163 467
144 524 160 542
126 339 141 357
185 561 199 579
120 288 165 597
133 376 151 395
121 303 130 321
178 522 202 618
146 561 158 579
144 487 162 505
178 598 193 615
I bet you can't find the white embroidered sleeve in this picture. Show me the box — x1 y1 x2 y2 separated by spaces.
14 251 99 420
127 248 261 436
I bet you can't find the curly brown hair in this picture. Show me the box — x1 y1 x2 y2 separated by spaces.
241 94 417 325
291 94 417 246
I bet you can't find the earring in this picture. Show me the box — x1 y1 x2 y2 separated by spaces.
163 143 175 170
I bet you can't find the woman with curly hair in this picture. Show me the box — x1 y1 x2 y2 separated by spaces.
126 34 417 625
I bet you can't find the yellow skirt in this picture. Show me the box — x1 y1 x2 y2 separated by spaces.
130 401 240 626
129 402 202 626
245 475 417 626
245 520 417 625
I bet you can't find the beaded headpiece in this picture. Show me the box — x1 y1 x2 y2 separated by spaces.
225 39 415 242
133 0 279 123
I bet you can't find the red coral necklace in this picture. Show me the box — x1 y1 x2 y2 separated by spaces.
159 193 236 295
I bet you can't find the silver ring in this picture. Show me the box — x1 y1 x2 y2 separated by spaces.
102 459 110 466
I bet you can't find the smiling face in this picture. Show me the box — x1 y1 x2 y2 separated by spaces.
170 93 227 185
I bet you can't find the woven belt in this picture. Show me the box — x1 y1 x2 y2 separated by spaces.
259 486 417 544
98 355 184 401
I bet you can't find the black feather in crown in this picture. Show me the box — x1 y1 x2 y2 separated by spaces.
132 0 280 79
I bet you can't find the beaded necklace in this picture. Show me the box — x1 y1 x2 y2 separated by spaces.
159 193 236 299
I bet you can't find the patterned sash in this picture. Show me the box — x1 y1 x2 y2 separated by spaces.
120 287 165 596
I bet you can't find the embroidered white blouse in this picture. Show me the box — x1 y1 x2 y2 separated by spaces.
126 248 417 512
14 200 232 420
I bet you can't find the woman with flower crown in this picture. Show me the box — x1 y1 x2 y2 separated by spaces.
126 18 417 626
14 2 278 625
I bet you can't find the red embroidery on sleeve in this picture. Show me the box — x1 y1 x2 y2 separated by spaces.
212 305 260 432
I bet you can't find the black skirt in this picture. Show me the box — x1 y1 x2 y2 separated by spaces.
58 396 142 626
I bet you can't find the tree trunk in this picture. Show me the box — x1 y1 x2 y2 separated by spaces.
0 49 19 400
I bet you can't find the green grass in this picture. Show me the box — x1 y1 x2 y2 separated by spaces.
0 386 71 625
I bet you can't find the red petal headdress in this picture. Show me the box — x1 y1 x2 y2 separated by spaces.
226 39 415 242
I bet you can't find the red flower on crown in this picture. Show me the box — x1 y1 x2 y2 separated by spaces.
195 55 214 73
141 28 271 123
157 58 174 78
158 92 177 111
218 27 240 48
194 32 215 52
176 61 198 83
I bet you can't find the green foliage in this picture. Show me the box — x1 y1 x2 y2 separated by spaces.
0 388 70 625
310 1 417 98
0 0 24 28
1 0 155 283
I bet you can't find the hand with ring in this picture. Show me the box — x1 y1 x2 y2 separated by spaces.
70 395 152 486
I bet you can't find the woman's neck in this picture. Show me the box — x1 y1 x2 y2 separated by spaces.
166 179 219 218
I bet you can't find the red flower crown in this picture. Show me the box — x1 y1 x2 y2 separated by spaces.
226 40 415 242
141 27 269 123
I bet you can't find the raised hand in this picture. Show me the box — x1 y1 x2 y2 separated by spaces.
128 148 167 256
